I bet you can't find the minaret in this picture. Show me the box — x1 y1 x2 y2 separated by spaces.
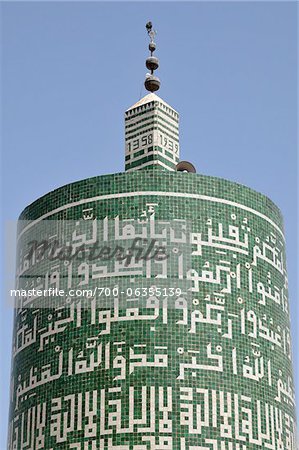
8 19 297 449
125 22 180 172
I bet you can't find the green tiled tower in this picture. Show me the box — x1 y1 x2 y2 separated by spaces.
8 22 297 450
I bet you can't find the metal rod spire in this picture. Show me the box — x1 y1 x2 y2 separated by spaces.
144 22 160 93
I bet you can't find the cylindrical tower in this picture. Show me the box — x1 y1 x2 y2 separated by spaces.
9 171 296 449
8 21 296 450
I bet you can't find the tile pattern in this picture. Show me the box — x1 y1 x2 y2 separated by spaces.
9 170 297 449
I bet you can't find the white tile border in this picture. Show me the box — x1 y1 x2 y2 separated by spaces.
18 191 284 240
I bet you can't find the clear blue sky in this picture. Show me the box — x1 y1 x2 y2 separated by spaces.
1 2 297 446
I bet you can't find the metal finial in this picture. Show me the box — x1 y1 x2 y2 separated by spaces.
144 21 160 93
146 21 157 44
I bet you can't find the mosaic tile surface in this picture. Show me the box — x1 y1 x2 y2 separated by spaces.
8 170 297 449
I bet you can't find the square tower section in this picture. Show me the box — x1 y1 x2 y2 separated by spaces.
125 93 180 171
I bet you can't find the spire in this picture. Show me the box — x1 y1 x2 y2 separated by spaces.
144 22 160 93
124 22 180 172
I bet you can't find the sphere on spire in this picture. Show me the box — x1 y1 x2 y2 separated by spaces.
144 74 160 92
